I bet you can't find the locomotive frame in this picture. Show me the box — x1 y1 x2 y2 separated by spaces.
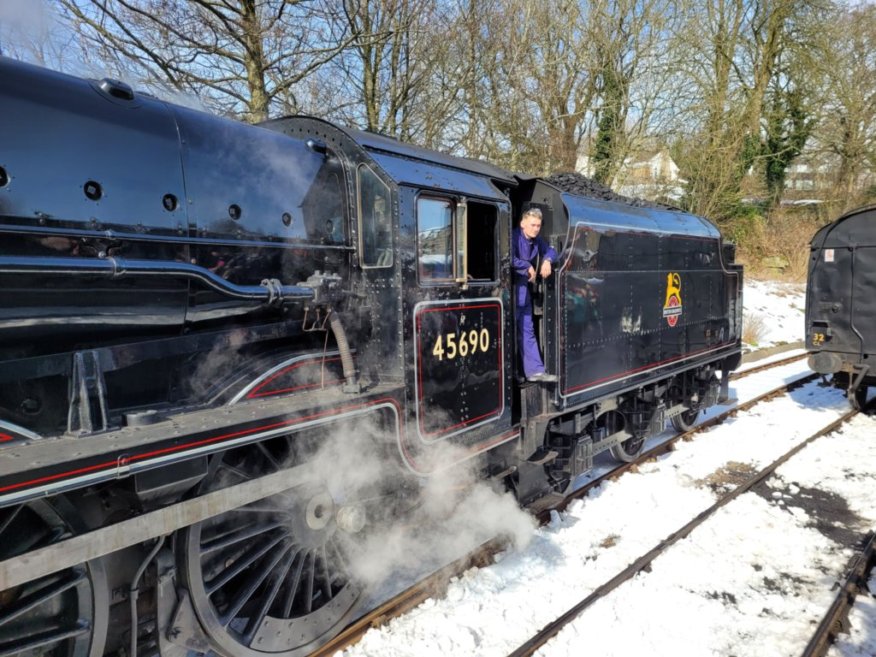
0 56 742 657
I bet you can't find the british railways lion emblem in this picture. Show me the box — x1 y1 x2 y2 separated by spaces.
663 272 683 327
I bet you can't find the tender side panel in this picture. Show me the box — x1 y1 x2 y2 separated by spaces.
560 225 733 398
414 299 504 441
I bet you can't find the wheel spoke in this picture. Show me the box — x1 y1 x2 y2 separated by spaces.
281 549 307 618
219 541 289 626
255 442 282 471
242 548 296 645
205 533 285 596
217 462 252 483
4 523 57 558
0 505 22 540
0 570 85 626
319 544 333 602
303 551 315 614
201 520 284 555
328 536 349 585
0 621 90 657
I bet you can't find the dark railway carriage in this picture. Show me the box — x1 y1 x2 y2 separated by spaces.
0 56 742 657
806 204 876 408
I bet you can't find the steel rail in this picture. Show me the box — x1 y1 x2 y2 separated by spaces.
506 407 859 657
732 351 807 379
801 531 876 657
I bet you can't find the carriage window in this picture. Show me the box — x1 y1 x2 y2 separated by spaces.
357 164 392 268
418 197 454 282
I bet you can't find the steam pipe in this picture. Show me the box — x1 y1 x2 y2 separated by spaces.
0 255 314 303
328 310 359 392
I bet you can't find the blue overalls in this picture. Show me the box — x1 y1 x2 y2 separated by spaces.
512 228 557 379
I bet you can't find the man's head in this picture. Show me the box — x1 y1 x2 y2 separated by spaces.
520 208 543 240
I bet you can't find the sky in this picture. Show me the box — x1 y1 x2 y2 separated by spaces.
335 277 876 657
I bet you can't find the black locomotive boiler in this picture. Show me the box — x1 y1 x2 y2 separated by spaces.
0 56 743 657
806 204 876 409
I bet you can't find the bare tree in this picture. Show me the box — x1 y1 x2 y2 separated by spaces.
670 0 755 218
588 0 676 185
0 1 79 70
458 0 596 175
58 0 350 121
814 3 876 211
426 0 505 156
328 0 447 140
458 0 676 178
668 0 822 220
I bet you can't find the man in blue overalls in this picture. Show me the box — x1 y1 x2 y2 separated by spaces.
513 207 558 383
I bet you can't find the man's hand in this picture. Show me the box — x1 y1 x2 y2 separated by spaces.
540 260 553 278
527 265 536 283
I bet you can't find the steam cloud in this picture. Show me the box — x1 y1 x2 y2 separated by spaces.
303 414 536 600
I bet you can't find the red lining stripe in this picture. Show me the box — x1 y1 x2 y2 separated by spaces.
0 398 400 496
248 379 343 398
415 302 503 437
247 356 343 398
562 341 736 395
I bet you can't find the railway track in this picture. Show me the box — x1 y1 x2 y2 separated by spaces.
733 350 806 378
506 406 862 657
314 356 821 655
802 532 876 657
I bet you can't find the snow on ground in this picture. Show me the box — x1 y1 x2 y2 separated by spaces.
742 278 806 351
337 279 876 657
538 412 876 657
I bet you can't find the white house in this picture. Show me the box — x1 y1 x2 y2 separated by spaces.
576 149 685 202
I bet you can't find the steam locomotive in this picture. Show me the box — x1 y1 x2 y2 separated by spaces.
0 56 742 657
806 204 876 409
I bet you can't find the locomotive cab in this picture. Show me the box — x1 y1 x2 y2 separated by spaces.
342 130 521 472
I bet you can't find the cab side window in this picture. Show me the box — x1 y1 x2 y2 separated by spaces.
417 196 498 285
357 164 392 268
417 197 454 282
466 201 497 281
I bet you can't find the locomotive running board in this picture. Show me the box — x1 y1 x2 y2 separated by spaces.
0 462 310 590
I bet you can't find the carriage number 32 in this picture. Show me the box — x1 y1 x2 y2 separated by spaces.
432 329 491 361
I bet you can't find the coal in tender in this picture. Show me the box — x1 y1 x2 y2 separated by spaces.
544 171 668 210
